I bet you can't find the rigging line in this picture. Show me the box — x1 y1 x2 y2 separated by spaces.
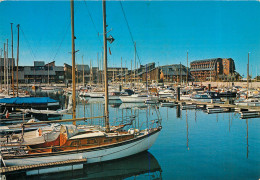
52 21 71 62
20 26 37 61
119 1 142 66
83 0 103 50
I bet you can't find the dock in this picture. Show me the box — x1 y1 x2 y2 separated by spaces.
0 158 87 176
159 98 260 119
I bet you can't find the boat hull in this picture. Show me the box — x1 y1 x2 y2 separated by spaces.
119 96 148 103
3 128 161 166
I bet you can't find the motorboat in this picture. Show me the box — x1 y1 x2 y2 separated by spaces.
158 88 175 98
235 98 260 107
119 94 149 103
191 92 221 103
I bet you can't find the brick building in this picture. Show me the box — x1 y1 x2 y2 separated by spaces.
190 58 235 81
160 64 191 83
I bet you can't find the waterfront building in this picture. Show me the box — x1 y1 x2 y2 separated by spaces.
0 59 65 84
0 58 16 84
159 64 191 83
108 67 128 82
190 58 235 81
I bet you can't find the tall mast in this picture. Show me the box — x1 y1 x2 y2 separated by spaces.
6 39 9 95
186 51 188 86
96 55 98 85
70 0 76 124
113 64 115 82
131 59 132 84
247 52 249 100
3 43 6 91
48 62 49 85
125 60 127 83
134 42 136 86
11 23 15 97
121 57 123 86
0 48 2 89
180 62 182 85
16 24 20 96
82 55 84 87
103 0 110 133
90 60 92 85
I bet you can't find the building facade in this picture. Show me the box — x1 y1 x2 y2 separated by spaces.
190 58 235 81
160 64 191 83
0 59 65 84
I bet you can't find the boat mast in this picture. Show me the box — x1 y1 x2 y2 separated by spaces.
103 0 110 132
82 55 84 87
96 55 99 85
11 23 15 97
70 0 76 124
134 42 136 87
247 52 249 100
186 51 188 86
0 48 2 89
3 43 6 91
6 39 9 95
90 60 92 85
16 24 19 96
121 57 123 87
48 62 50 85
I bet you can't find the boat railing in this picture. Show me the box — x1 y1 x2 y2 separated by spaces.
110 115 135 127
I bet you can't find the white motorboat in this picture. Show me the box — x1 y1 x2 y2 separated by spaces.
119 94 149 103
88 92 105 98
235 99 260 107
180 94 192 101
158 88 175 98
107 91 121 100
161 102 175 107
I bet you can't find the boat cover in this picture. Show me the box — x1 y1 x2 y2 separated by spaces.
0 97 58 104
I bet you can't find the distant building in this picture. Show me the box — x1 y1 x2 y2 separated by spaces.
23 61 64 83
0 60 64 84
190 58 235 81
160 64 191 83
134 63 156 82
108 67 128 82
0 58 16 84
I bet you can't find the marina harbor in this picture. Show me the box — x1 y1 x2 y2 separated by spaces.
0 0 260 179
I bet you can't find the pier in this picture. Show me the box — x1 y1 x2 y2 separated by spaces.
159 98 260 119
0 158 87 176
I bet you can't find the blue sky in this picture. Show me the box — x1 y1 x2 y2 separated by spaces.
0 1 260 77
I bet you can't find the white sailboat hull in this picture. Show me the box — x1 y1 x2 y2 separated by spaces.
119 96 148 103
89 92 104 98
3 129 160 166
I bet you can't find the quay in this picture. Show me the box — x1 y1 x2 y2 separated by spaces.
0 158 87 176
159 98 260 118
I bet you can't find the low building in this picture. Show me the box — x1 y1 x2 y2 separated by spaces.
0 60 65 84
0 58 16 84
23 61 65 83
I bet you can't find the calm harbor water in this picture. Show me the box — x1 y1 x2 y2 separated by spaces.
19 92 260 179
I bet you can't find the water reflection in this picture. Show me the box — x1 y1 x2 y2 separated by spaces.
22 151 162 180
246 119 249 159
176 105 181 118
119 103 147 110
22 91 259 179
186 110 189 150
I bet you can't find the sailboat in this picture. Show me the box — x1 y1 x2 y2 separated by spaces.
1 0 161 167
